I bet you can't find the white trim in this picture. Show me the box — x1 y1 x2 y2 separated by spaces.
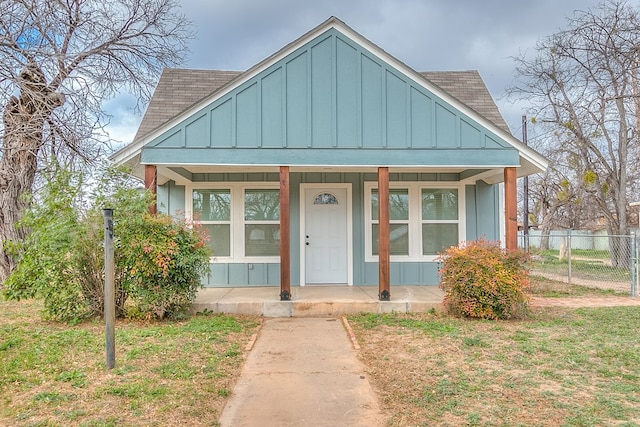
186 182 281 264
299 183 353 286
364 181 466 262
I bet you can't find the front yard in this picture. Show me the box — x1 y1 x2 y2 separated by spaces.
1 278 638 426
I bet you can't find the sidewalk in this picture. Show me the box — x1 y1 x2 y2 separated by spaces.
218 317 385 427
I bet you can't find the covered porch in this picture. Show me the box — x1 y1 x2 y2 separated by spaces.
192 285 445 317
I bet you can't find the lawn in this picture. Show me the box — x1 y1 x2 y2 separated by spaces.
2 281 639 427
348 301 640 426
0 299 261 427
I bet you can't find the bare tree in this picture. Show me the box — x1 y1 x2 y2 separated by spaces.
510 0 640 267
0 0 193 282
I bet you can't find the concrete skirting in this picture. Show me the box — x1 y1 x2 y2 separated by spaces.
192 285 444 317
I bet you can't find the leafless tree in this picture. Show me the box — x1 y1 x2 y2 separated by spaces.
0 0 193 282
510 0 640 267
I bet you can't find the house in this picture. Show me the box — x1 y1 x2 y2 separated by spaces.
111 17 548 301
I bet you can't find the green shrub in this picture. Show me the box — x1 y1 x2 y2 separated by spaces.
117 213 210 320
438 238 531 320
3 166 210 322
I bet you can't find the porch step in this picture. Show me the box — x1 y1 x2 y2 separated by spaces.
192 285 444 317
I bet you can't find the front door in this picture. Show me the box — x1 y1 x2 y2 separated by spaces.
304 188 348 284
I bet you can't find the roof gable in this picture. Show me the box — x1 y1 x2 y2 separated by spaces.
113 16 547 181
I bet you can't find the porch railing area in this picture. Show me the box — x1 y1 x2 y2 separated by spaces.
519 230 639 296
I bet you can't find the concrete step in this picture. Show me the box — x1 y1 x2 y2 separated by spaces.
192 285 444 317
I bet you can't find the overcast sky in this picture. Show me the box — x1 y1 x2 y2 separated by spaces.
106 0 610 146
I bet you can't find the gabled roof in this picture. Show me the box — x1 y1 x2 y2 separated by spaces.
133 69 510 144
112 16 547 183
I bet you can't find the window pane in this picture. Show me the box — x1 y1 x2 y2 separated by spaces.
245 224 280 256
193 190 230 221
201 224 230 257
372 223 409 256
245 189 280 221
422 189 458 220
371 189 408 221
314 193 338 205
422 223 458 255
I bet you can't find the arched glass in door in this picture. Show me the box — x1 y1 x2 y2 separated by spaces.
313 192 339 205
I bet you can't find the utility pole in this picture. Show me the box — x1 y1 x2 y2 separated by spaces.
522 115 529 252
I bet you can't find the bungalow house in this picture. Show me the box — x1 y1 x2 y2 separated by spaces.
111 17 547 301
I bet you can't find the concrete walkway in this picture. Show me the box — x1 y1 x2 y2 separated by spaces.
193 285 444 317
218 317 385 427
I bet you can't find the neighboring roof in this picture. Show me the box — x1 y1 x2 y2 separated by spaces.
133 69 241 142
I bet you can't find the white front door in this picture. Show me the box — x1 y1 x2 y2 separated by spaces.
304 188 348 284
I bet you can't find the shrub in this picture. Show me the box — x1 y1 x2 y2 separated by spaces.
438 238 531 320
116 213 210 320
3 165 210 322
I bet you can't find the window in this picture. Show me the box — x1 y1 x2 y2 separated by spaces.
244 189 280 257
365 183 463 261
190 184 280 262
371 189 409 256
421 189 459 255
314 192 338 205
193 189 231 257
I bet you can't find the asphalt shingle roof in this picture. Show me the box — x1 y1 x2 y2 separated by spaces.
133 69 242 142
420 71 510 134
133 68 510 143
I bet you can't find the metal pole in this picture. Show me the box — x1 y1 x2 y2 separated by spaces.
522 115 529 252
631 235 640 297
630 233 636 297
567 230 572 285
103 208 115 370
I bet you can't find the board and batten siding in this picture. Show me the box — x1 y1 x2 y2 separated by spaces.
140 28 518 168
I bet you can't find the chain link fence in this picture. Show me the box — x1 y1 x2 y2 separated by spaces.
519 231 638 296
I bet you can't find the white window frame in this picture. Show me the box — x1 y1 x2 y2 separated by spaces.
364 181 466 262
187 182 281 263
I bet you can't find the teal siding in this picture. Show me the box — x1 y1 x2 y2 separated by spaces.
362 262 439 286
386 71 407 148
464 181 500 242
362 56 383 147
142 28 518 166
475 180 500 240
261 68 283 148
286 52 308 148
185 113 208 147
157 180 185 216
210 100 232 147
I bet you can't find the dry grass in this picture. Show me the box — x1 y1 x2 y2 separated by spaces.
0 299 261 427
349 279 640 426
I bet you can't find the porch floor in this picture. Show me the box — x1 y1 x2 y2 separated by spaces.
192 285 445 317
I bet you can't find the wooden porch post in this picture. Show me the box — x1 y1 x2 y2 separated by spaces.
504 167 517 251
144 165 157 215
378 167 390 301
279 166 291 301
